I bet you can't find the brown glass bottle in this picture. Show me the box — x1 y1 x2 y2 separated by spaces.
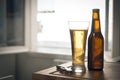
88 9 104 71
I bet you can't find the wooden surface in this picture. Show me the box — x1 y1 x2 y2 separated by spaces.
32 62 120 80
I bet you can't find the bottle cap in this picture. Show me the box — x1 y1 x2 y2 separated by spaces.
93 9 99 12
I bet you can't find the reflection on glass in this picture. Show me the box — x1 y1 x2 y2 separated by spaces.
89 71 104 80
0 0 24 47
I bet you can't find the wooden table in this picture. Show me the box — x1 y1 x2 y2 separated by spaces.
32 62 120 80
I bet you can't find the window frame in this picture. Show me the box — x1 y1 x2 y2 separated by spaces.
0 0 30 54
104 0 120 62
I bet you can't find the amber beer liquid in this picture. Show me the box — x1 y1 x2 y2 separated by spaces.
70 29 88 73
88 9 104 71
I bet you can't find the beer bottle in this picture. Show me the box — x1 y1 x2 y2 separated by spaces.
88 9 104 71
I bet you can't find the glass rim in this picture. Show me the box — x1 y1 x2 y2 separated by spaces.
68 21 89 30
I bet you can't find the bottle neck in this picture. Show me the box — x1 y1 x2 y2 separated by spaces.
91 9 101 33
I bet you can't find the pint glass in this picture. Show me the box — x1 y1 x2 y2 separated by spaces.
69 21 89 73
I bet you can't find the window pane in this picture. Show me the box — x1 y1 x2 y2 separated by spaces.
0 0 24 47
36 0 105 53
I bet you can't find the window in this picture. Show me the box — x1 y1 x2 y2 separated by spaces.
32 0 120 61
0 0 29 54
31 0 105 55
1 0 119 61
104 0 120 62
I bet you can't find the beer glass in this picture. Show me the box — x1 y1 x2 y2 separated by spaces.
69 21 89 73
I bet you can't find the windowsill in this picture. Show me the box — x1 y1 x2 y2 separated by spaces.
31 47 120 62
0 46 29 55
1 46 119 62
104 51 120 62
28 47 72 63
37 47 71 55
29 46 72 59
